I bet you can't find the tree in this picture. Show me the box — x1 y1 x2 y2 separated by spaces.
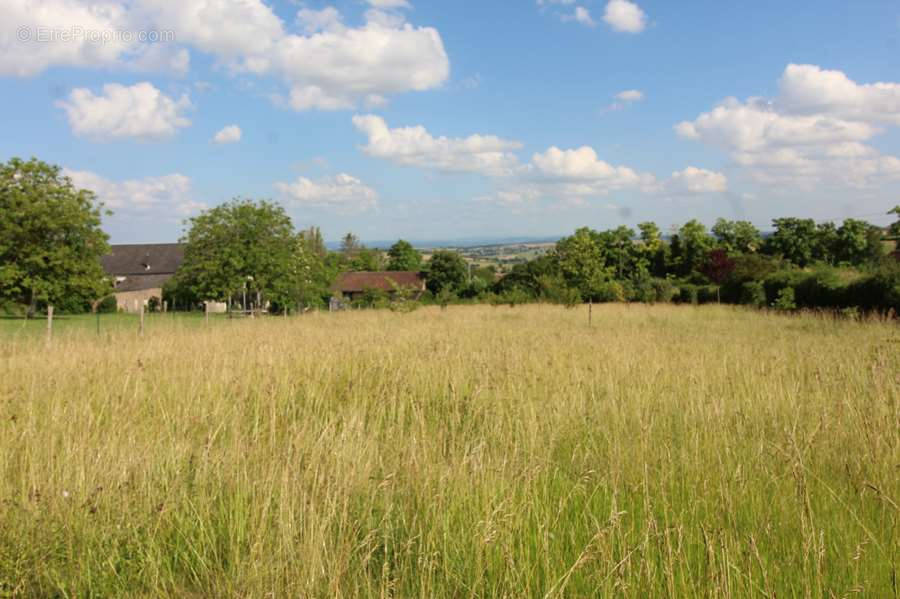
834 218 882 265
764 218 818 266
711 218 762 254
174 198 298 310
386 240 422 271
638 221 669 277
670 220 715 276
554 227 612 300
0 157 110 315
888 205 900 238
426 250 467 295
340 232 361 257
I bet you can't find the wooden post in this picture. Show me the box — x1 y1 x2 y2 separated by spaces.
139 302 145 336
46 305 53 345
588 298 592 327
163 300 168 313
205 301 210 324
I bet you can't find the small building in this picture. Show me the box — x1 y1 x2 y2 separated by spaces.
101 243 184 312
330 271 426 303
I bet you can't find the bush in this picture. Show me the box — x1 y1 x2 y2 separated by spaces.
774 287 796 311
740 281 766 307
96 295 118 313
593 281 626 303
677 284 699 305
650 278 678 303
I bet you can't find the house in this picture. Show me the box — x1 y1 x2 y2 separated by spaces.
330 271 426 303
101 243 184 312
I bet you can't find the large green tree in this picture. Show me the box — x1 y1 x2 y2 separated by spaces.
174 199 298 309
670 220 715 276
426 250 468 295
764 218 819 266
386 240 422 271
0 157 110 314
711 218 762 254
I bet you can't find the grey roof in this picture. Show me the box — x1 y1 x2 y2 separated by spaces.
113 274 174 292
102 243 184 276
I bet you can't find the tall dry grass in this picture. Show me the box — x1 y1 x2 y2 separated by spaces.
0 304 897 597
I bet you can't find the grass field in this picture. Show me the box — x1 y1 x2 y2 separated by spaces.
0 304 897 597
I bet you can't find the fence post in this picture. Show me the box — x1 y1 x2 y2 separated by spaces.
205 301 209 325
588 298 592 327
139 302 145 336
46 305 53 345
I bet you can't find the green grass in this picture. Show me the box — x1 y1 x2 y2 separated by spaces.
0 304 897 597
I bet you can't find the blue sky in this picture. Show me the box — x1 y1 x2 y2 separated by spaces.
2 0 899 243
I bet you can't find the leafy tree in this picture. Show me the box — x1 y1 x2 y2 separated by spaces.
711 218 762 254
426 250 468 295
0 157 111 315
888 205 900 238
764 218 819 267
670 220 715 276
351 247 385 271
554 227 612 300
638 221 669 277
834 218 881 265
386 240 422 271
174 198 298 309
340 232 361 257
700 248 736 302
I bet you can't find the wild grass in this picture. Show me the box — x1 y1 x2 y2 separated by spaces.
0 304 897 597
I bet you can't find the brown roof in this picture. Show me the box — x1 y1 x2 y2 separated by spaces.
102 243 184 276
331 271 425 293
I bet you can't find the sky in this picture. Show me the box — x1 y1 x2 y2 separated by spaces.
2 0 900 244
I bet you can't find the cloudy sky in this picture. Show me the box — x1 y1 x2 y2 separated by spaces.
2 0 899 243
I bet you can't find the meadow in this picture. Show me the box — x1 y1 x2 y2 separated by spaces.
0 304 897 597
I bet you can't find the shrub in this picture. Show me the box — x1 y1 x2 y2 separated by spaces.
96 295 118 314
651 278 678 303
740 281 766 307
774 287 796 311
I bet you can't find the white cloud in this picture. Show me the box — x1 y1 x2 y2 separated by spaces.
352 114 523 176
616 89 643 102
2 0 450 111
57 82 192 140
296 7 344 35
563 6 595 27
212 124 241 144
64 169 205 215
603 0 647 33
676 64 900 188
531 146 654 190
667 167 728 194
275 173 378 214
0 0 189 76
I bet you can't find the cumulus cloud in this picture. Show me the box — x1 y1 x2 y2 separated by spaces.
0 0 188 76
2 0 450 111
212 124 241 144
530 146 659 196
64 168 205 215
352 114 523 176
667 167 728 194
56 82 192 140
602 0 647 33
275 173 378 214
676 64 900 188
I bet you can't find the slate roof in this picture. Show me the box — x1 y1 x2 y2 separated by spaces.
331 271 425 293
102 243 185 276
112 274 174 292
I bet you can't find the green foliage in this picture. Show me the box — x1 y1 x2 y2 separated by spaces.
711 218 762 254
0 157 111 314
96 295 118 314
426 250 468 295
888 205 900 238
670 220 715 277
174 199 298 309
740 281 766 307
386 240 422 271
764 218 819 267
773 287 797 311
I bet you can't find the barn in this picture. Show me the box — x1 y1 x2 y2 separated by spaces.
330 271 426 303
101 243 184 312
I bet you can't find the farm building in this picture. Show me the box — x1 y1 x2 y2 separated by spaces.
101 243 184 312
330 271 426 303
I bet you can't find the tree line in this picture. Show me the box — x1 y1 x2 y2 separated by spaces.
2 157 899 316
